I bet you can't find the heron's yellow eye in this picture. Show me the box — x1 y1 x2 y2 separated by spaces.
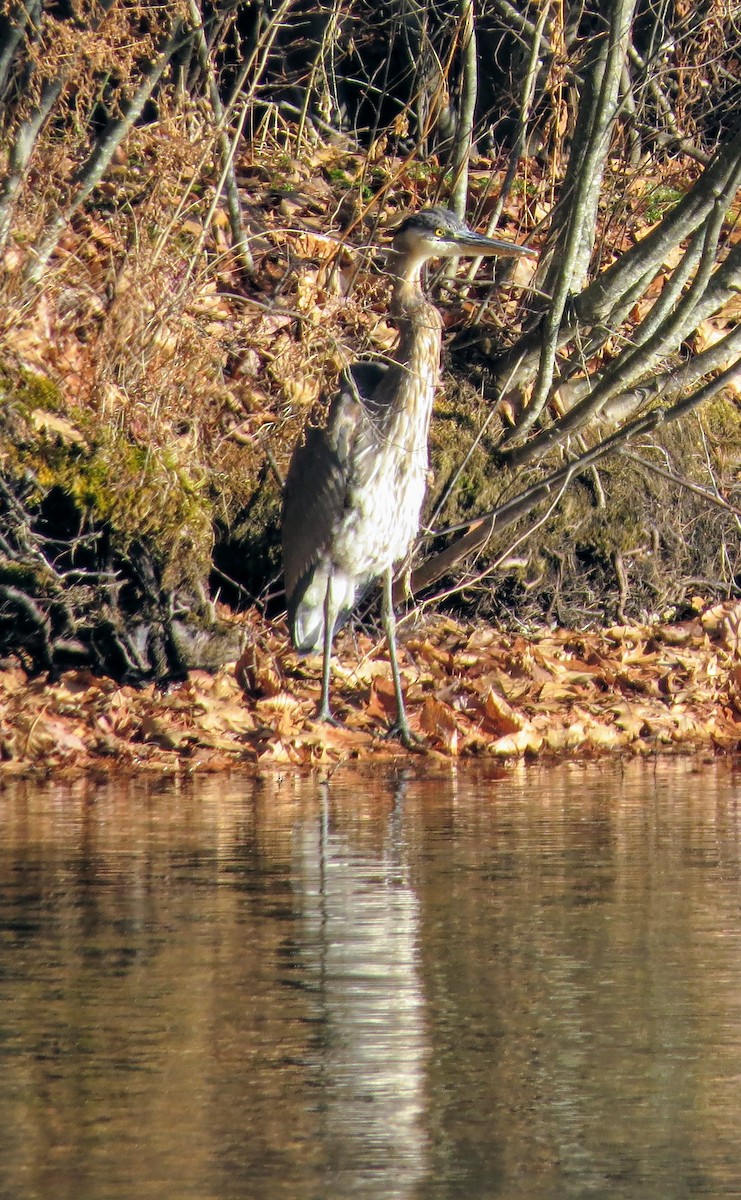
435 227 446 237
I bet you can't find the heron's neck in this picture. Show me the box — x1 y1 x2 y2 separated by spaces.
389 248 428 313
389 250 442 376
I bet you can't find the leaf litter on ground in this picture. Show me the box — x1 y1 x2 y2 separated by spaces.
2 601 741 778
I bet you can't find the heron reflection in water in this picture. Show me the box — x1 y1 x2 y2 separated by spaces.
282 207 535 746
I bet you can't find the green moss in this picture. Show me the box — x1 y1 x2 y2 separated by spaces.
0 365 64 413
0 557 59 590
427 377 505 523
642 184 685 224
63 436 212 582
326 167 352 186
510 178 539 198
698 393 741 444
0 369 214 588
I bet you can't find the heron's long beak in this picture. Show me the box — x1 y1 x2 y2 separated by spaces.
451 231 537 258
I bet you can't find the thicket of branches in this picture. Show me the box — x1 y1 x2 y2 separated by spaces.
0 0 740 676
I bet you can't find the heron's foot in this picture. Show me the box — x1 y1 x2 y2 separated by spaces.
385 720 424 751
313 705 344 729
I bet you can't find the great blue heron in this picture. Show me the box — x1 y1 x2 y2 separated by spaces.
282 206 535 746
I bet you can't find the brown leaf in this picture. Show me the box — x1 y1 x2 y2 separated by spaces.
700 602 729 636
720 602 741 656
488 727 542 756
0 669 29 695
611 702 648 740
536 679 581 704
255 691 303 718
257 736 305 765
292 231 343 262
483 688 524 735
419 696 459 755
366 675 398 720
235 645 283 696
584 721 624 749
30 409 87 446
40 718 89 754
196 703 255 736
283 374 321 406
409 638 455 671
139 716 189 750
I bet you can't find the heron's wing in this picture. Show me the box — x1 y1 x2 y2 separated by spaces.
281 374 368 604
282 365 391 647
282 364 390 586
344 361 388 405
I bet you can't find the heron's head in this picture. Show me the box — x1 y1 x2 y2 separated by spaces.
392 206 536 263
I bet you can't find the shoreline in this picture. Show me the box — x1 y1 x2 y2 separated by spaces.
1 605 739 779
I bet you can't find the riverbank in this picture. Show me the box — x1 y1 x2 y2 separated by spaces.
1 601 739 778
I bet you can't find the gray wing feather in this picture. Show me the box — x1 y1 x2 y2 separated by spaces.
281 362 389 622
282 424 349 608
345 361 388 404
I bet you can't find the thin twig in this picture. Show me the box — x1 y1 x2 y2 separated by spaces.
187 0 255 281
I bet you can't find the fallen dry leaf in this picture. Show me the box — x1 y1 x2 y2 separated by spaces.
719 602 741 656
420 696 459 755
483 688 524 735
235 645 284 696
488 727 543 756
30 409 87 445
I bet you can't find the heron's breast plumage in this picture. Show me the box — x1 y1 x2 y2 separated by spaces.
337 432 429 574
329 314 440 582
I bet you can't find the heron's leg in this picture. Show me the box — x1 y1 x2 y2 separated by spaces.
317 574 338 723
381 566 416 749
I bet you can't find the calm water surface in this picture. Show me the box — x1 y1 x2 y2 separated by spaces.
0 761 740 1199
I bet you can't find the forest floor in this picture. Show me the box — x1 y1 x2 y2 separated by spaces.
2 599 741 778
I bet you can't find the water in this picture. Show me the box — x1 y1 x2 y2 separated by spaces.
0 761 740 1199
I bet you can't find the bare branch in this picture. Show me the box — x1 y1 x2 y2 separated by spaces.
492 128 741 405
449 0 478 221
511 0 638 441
187 0 255 282
410 357 741 596
24 17 187 283
506 200 741 466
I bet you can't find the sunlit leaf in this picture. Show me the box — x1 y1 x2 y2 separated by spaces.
483 688 524 735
